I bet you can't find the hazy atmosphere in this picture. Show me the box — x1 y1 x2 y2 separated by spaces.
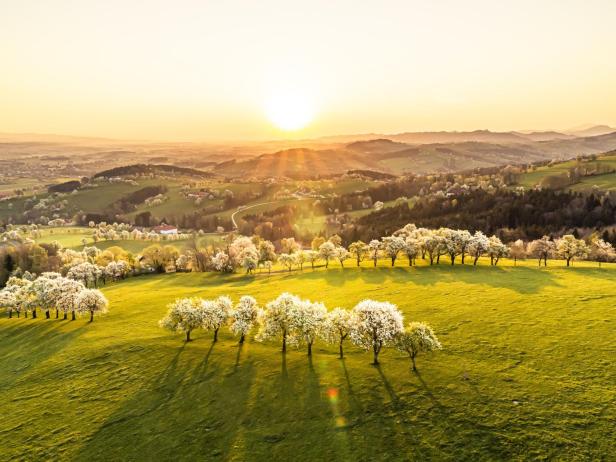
2 0 616 140
1 2 615 461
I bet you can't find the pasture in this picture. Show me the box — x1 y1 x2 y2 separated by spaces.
0 260 614 460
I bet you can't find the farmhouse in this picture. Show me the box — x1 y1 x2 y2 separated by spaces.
152 224 178 235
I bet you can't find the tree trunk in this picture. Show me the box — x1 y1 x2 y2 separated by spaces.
461 252 466 264
214 328 219 342
411 354 417 371
8 310 12 319
45 310 50 319
437 254 440 264
282 330 287 353
32 309 37 319
71 310 76 321
514 256 517 266
391 257 395 266
339 339 344 359
356 257 360 267
325 259 329 268
239 333 245 344
17 311 20 318
566 258 571 267
55 308 59 319
307 342 312 356
63 312 68 320
25 311 28 318
373 257 377 267
450 254 455 265
474 255 479 266
90 310 94 322
372 343 380 365
186 330 191 342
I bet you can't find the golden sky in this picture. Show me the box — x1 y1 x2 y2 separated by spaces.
1 0 616 141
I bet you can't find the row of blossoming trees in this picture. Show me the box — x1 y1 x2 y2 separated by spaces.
159 293 441 370
4 224 614 289
208 225 615 275
0 273 108 321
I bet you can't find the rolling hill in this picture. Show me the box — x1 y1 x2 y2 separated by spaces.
213 131 616 178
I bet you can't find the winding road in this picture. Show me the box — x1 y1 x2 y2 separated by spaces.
230 197 312 229
230 201 278 229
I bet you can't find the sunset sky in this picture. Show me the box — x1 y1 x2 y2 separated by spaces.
2 0 616 141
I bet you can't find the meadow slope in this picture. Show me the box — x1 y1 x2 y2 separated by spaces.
1 260 615 461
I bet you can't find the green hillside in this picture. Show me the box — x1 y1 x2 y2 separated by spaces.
1 260 614 460
518 153 616 190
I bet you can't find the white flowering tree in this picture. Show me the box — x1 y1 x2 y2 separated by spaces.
104 261 129 282
258 240 277 266
487 236 508 266
4 277 30 318
67 262 103 287
159 298 202 342
395 322 442 371
230 296 259 344
348 241 368 267
0 289 17 318
239 248 259 274
508 239 527 265
556 234 588 267
335 246 350 268
468 231 490 266
304 250 320 269
322 307 353 358
278 253 295 272
421 232 443 265
381 236 406 266
404 237 421 266
368 239 381 267
350 300 404 365
529 236 555 266
289 299 328 356
212 250 234 273
589 238 616 267
200 296 232 341
256 292 300 352
31 275 59 319
57 278 85 320
76 288 109 322
318 241 337 268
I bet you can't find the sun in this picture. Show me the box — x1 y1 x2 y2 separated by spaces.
265 89 315 132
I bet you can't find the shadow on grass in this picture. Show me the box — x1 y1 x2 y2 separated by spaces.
73 340 258 461
286 264 561 294
0 321 87 390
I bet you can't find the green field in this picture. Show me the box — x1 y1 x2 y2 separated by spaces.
34 227 223 253
518 154 616 190
1 259 614 460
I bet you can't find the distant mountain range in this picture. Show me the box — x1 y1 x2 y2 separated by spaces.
3 125 616 180
214 128 616 178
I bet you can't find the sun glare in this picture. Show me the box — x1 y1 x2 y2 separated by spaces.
265 89 315 132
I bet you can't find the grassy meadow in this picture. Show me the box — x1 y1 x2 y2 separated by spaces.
517 154 616 191
1 258 614 460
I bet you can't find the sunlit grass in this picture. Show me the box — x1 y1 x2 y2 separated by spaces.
1 259 614 460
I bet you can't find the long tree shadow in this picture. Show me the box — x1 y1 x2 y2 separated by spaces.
0 322 87 391
72 344 191 460
74 338 259 461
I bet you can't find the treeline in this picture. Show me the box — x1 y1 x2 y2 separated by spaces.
108 185 168 214
93 164 215 179
160 293 441 369
346 189 616 243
